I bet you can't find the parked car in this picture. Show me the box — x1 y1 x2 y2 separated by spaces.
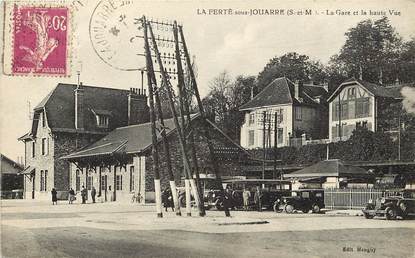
219 179 292 211
362 189 415 220
277 189 325 213
177 178 223 209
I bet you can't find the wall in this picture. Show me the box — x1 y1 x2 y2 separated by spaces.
292 104 326 139
144 119 245 194
240 105 293 149
329 84 376 141
23 111 55 200
54 133 101 193
68 156 146 203
23 113 103 199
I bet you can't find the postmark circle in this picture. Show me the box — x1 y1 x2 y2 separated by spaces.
89 0 145 71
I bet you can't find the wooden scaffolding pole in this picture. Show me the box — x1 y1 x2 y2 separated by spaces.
143 16 163 218
173 21 205 217
147 22 204 217
178 25 231 217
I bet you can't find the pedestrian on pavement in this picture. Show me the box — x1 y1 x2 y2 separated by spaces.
51 188 58 205
81 186 87 204
242 187 251 211
91 186 96 203
162 189 174 212
254 186 262 212
68 188 75 204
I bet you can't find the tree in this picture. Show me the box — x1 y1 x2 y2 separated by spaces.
202 72 255 141
335 17 402 84
257 52 326 92
398 37 415 83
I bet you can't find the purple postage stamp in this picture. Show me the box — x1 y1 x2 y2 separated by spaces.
12 5 69 76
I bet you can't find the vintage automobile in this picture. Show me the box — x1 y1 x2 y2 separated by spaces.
362 189 415 220
277 189 325 213
177 177 223 210
218 179 292 211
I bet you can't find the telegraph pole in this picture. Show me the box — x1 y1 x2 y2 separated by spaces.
179 25 230 217
273 112 278 178
143 16 163 218
147 54 182 217
147 22 204 216
262 111 266 182
173 21 205 216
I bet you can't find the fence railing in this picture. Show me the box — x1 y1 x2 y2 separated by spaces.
324 188 396 210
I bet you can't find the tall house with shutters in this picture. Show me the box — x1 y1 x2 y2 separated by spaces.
327 78 404 141
239 77 328 149
18 83 149 200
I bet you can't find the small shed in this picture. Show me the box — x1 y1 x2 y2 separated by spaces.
284 159 374 189
1 154 24 198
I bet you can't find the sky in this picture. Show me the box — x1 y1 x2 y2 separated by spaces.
1 0 415 162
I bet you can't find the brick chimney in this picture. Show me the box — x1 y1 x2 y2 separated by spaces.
294 80 303 101
74 82 84 130
128 88 150 125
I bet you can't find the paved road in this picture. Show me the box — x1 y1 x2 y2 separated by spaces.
1 200 414 258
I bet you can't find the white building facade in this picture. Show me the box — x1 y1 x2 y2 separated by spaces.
240 77 328 149
328 78 402 142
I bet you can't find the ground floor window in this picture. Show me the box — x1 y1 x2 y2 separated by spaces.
101 175 107 191
76 170 80 191
248 130 255 146
116 175 123 191
40 170 44 191
130 166 135 192
277 128 283 144
44 170 47 191
40 170 48 191
87 176 93 190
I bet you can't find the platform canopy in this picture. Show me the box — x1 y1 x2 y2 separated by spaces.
284 159 374 179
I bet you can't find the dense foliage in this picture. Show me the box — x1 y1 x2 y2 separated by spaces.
250 128 415 165
201 17 415 160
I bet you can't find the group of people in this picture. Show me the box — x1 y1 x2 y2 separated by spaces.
236 186 264 211
51 186 97 205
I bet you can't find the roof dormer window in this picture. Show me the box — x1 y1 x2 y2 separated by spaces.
97 115 109 128
92 109 111 128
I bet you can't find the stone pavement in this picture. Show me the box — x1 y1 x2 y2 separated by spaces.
1 199 414 234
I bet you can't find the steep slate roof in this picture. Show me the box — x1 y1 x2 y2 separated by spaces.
62 115 249 160
303 84 328 99
0 154 23 174
327 78 408 102
284 159 373 178
239 77 327 111
20 83 132 140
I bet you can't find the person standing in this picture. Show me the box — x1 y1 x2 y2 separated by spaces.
81 186 87 204
254 186 262 212
242 187 251 211
68 188 75 204
91 186 96 203
51 188 58 205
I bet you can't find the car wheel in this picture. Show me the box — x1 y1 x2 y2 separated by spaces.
285 204 294 213
312 204 320 213
273 202 282 213
385 207 397 220
364 212 374 219
178 196 186 208
215 199 223 211
302 208 309 214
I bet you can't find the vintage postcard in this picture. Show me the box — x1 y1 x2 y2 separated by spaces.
1 0 415 257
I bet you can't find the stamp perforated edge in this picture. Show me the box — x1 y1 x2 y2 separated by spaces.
3 1 73 77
